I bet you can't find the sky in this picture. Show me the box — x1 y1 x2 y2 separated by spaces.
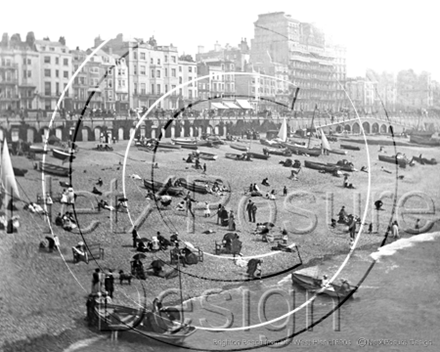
2 0 440 80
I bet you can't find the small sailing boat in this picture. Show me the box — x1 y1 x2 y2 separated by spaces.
276 118 288 143
319 129 332 155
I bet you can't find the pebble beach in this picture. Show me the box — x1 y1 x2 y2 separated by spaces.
1 133 439 351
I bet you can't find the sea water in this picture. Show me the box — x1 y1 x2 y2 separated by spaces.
66 233 440 352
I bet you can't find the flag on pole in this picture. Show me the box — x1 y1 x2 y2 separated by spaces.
266 50 273 63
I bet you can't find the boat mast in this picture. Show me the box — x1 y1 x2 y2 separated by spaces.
307 105 317 149
177 252 184 324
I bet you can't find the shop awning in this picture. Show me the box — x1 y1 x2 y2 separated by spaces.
223 102 241 109
211 102 229 109
236 100 254 109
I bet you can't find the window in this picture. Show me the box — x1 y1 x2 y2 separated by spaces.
44 82 51 95
165 55 168 62
172 85 176 93
56 82 59 94
141 83 146 94
140 65 145 75
179 77 182 84
141 52 145 60
118 80 122 88
28 90 32 97
172 56 176 63
189 90 193 98
134 83 137 95
108 79 112 88
45 100 51 110
64 71 68 78
151 69 155 78
23 58 26 64
55 57 59 65
157 84 161 94
151 84 155 94
150 58 153 64
171 68 176 77
63 58 68 66
62 49 66 53
156 70 160 78
157 58 160 65
179 66 182 72
165 84 168 92
27 70 31 78
44 69 51 77
23 70 26 78
179 88 182 96
49 47 55 51
133 52 137 59
188 67 192 73
44 56 50 64
28 59 31 65
55 70 59 78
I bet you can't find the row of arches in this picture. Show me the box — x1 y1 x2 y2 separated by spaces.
334 122 391 134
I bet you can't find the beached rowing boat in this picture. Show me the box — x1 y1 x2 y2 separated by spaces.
174 178 209 194
340 144 361 151
34 161 72 177
193 151 218 160
328 160 356 172
225 153 252 161
13 168 28 177
263 147 291 156
52 148 76 161
172 138 210 148
143 179 184 196
411 155 437 165
29 145 48 154
230 143 249 152
328 148 347 155
246 152 270 160
304 160 340 173
259 138 284 148
291 272 356 299
281 142 321 157
378 153 411 167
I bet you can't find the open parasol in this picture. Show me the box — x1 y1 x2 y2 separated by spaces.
132 253 147 260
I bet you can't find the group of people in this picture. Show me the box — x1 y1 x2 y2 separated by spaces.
90 268 115 298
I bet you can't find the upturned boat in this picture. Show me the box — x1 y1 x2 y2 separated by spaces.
328 148 347 155
291 272 356 299
173 178 209 194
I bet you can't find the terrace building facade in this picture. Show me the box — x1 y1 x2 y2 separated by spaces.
250 12 347 112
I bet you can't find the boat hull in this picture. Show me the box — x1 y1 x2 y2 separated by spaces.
34 161 72 177
174 178 208 194
340 144 361 151
328 149 347 155
410 134 440 146
225 153 251 161
378 154 409 167
143 179 184 196
264 147 291 156
291 273 355 299
282 142 321 157
412 156 437 165
193 152 217 160
304 160 339 173
29 145 48 154
247 152 270 160
230 143 249 152
52 148 76 160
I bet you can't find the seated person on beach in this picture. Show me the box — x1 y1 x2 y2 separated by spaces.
262 178 270 187
360 166 368 173
343 176 355 189
157 233 172 249
72 241 88 262
185 154 194 163
246 259 262 279
55 213 63 226
374 200 383 210
234 254 248 268
338 206 348 223
131 259 146 280
338 279 351 295
176 200 186 211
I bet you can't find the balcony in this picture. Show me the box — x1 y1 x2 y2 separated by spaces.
0 94 20 101
0 78 18 85
0 62 18 70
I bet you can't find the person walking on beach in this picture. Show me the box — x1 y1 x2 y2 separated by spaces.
348 215 356 245
246 200 253 222
251 202 258 223
228 210 236 231
91 268 102 295
249 184 253 193
283 186 287 196
104 270 115 298
132 226 139 248
216 204 222 225
202 163 207 174
184 192 195 217
392 221 400 239
204 202 211 217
